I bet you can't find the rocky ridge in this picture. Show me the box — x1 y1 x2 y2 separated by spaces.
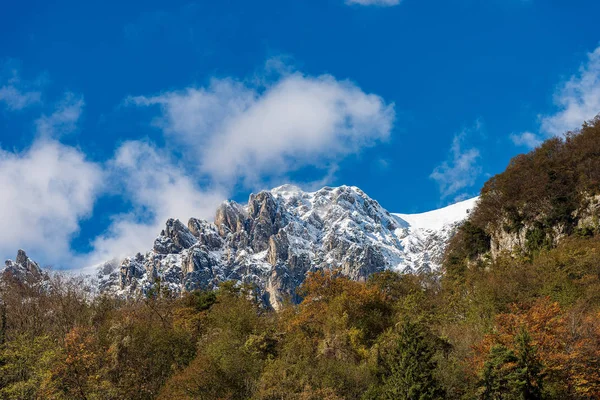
96 185 477 309
1 249 45 282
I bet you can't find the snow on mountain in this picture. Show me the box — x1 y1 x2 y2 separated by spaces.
92 185 477 309
392 197 479 274
394 197 479 232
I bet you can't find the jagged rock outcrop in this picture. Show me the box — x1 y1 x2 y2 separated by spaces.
2 249 45 282
97 185 476 309
154 219 197 254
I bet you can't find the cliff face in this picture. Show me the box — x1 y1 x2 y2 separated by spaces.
94 185 476 309
480 194 600 260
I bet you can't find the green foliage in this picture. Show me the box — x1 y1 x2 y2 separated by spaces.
525 224 552 254
366 320 446 400
183 290 217 313
478 329 544 400
444 221 491 281
0 335 58 399
514 329 544 399
479 344 521 399
0 304 6 346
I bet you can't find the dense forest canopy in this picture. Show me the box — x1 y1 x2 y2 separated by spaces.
2 117 600 399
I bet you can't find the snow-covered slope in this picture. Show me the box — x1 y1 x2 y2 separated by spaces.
392 197 479 274
94 185 477 309
394 197 479 231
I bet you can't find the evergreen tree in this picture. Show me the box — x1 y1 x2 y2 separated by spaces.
479 328 544 400
513 328 544 400
374 320 445 400
479 344 520 400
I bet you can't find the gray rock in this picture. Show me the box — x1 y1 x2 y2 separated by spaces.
2 249 44 282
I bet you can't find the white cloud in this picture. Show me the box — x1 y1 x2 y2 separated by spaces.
85 141 226 265
0 139 103 265
513 45 600 146
540 46 600 137
510 131 542 148
346 0 401 6
83 68 393 266
35 92 84 138
129 70 395 187
430 128 481 200
0 139 225 269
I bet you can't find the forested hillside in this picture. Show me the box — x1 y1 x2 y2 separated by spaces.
2 117 600 399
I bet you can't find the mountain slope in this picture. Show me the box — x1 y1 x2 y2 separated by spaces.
392 197 479 273
96 185 476 309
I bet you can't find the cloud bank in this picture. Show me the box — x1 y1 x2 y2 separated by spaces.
0 139 103 266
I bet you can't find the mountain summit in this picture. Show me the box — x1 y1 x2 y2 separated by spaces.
97 185 476 308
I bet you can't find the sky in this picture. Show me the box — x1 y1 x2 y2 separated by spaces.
1 0 599 269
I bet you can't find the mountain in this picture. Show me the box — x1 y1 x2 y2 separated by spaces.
96 185 476 309
1 249 45 282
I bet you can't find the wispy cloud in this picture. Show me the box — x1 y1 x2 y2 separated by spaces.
0 86 41 111
513 46 600 148
541 46 600 136
35 92 84 138
430 123 482 201
346 0 401 6
0 64 42 111
510 131 542 148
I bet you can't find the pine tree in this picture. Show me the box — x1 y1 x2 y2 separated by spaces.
513 328 544 399
479 344 519 400
479 328 544 400
377 320 445 400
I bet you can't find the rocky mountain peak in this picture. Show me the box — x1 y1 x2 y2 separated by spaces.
2 249 44 282
97 185 477 309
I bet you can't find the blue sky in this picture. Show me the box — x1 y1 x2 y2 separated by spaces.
1 0 599 268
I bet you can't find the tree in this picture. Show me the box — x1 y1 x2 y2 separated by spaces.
513 328 544 399
41 326 113 400
0 302 6 345
478 328 544 400
368 320 445 400
0 335 59 399
479 344 520 400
